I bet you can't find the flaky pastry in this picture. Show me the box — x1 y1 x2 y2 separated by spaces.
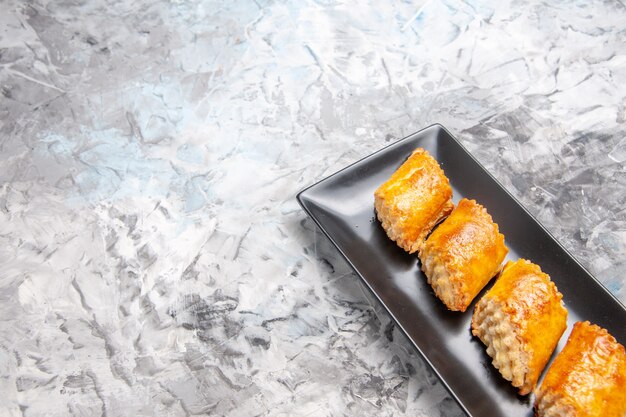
374 148 453 254
419 198 508 312
535 321 626 417
471 259 568 395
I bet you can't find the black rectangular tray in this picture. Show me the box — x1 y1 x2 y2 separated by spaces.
296 124 626 417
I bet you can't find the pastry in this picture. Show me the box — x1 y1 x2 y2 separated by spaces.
374 148 454 254
535 321 626 417
471 259 568 395
419 198 508 312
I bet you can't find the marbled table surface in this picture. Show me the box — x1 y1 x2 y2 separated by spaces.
1 0 625 416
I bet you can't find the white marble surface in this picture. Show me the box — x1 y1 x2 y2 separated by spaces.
1 0 625 416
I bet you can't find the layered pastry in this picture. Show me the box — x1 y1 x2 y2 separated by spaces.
419 198 508 312
535 321 626 417
374 148 454 254
471 259 568 395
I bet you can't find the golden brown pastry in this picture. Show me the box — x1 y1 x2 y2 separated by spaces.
419 198 508 312
535 321 626 417
374 148 454 254
471 259 568 395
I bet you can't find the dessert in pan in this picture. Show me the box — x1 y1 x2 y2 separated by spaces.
374 147 626 415
374 148 453 254
472 259 567 395
535 321 626 417
420 198 508 312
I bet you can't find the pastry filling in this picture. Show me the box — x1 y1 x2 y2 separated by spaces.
472 298 530 391
421 250 457 310
535 392 576 417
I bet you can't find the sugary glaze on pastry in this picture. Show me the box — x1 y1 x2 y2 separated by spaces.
535 321 626 417
471 259 568 395
374 148 454 254
419 198 508 312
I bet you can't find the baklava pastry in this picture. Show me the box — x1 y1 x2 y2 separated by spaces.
374 148 454 254
535 321 626 417
471 259 568 395
419 198 508 312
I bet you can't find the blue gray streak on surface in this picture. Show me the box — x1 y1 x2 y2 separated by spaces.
0 0 624 416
